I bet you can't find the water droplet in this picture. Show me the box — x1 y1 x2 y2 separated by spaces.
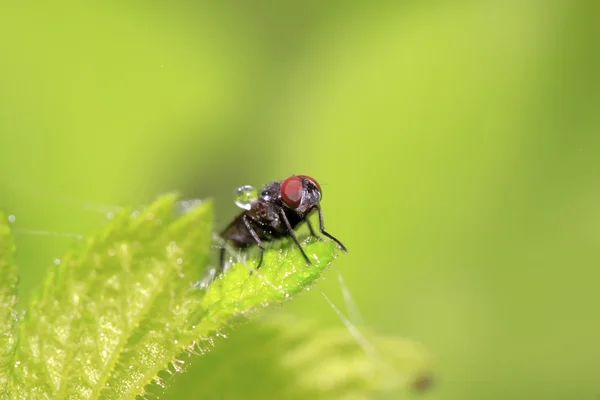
176 258 183 265
106 212 114 220
54 258 61 265
7 215 16 223
234 185 258 210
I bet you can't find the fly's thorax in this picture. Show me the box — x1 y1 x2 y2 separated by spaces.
248 200 280 225
259 181 281 202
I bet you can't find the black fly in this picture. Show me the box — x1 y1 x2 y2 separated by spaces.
219 175 347 272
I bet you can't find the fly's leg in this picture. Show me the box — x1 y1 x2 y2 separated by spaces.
218 246 226 273
256 249 264 270
280 209 311 264
317 205 347 252
242 214 267 269
305 218 320 239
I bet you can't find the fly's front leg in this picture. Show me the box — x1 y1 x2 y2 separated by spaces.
279 209 311 264
317 205 347 252
305 218 320 239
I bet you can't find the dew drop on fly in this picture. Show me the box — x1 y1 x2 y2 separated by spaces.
234 185 258 210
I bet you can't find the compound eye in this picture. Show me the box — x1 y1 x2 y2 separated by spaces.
281 176 304 208
299 175 321 194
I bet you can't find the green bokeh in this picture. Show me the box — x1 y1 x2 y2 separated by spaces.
1 1 599 399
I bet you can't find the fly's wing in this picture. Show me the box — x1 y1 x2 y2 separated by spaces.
219 212 256 245
220 201 280 245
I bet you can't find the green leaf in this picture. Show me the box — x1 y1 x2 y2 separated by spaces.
0 213 19 397
103 236 337 399
158 314 435 400
5 194 340 399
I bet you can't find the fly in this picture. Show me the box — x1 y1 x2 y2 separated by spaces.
219 175 347 271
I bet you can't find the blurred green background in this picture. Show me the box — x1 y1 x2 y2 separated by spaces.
1 1 599 399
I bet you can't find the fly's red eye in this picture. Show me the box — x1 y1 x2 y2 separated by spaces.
299 175 321 194
281 176 304 208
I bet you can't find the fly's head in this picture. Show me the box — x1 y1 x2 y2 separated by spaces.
279 175 322 215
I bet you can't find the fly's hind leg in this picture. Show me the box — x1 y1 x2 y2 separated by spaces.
242 215 267 269
218 246 227 273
